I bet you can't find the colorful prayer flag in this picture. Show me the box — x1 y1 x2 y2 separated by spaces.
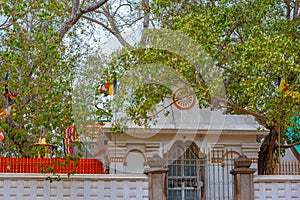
278 77 288 92
63 126 77 155
108 77 117 95
99 82 110 95
2 71 18 105
3 84 18 105
277 77 299 102
0 105 14 119
99 76 117 95
0 129 4 142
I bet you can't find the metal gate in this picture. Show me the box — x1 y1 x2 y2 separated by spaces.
167 147 239 200
167 146 202 200
205 149 239 200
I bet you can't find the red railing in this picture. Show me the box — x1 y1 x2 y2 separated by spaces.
0 157 104 174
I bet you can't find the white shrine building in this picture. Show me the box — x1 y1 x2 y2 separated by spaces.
98 87 268 199
101 87 268 173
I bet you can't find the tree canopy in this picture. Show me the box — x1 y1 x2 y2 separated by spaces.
98 0 299 174
0 0 108 158
0 0 152 160
152 0 300 175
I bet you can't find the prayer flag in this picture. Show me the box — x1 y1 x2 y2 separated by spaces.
99 76 117 95
99 82 110 95
63 126 77 155
108 77 117 95
0 105 14 119
4 72 8 81
0 129 4 142
278 77 288 92
3 84 18 105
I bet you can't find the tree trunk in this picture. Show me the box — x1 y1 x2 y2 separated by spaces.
258 125 278 175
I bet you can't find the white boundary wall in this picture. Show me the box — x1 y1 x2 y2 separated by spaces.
0 173 148 200
254 175 300 200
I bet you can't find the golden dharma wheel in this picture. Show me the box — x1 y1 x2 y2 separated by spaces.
172 88 196 110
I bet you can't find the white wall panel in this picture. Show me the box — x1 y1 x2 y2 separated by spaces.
0 174 148 200
254 175 300 200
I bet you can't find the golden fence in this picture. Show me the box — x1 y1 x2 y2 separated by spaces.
272 160 300 175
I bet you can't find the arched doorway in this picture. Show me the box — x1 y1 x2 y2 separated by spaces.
124 150 145 173
167 142 204 200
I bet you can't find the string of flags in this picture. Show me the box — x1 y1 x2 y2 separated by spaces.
1 71 78 157
1 72 18 118
0 72 79 158
0 72 19 142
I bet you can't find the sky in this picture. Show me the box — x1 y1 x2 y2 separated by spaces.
0 16 5 24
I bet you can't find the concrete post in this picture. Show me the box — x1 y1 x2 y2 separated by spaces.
230 155 256 200
144 154 169 200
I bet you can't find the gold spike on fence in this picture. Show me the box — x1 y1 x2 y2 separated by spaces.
272 160 300 175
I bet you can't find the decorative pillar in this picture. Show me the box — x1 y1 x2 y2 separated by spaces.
144 154 169 200
230 155 256 200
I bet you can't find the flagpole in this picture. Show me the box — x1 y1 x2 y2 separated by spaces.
4 72 11 171
278 122 281 175
113 94 117 174
112 74 118 174
277 77 282 175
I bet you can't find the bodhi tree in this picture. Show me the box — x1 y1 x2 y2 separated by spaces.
151 0 300 175
0 0 155 159
0 0 108 157
3 0 297 178
97 0 299 175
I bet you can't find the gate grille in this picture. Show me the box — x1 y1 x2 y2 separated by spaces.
205 149 239 200
167 146 202 200
167 147 239 200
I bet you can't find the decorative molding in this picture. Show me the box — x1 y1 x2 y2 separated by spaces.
110 157 124 162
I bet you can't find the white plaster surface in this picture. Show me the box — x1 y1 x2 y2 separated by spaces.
0 173 148 200
254 175 300 199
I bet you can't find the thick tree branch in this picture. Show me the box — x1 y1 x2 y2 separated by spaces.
285 0 291 20
294 0 299 20
72 0 80 16
212 96 268 121
102 5 131 47
58 0 109 39
280 141 300 149
140 0 150 45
